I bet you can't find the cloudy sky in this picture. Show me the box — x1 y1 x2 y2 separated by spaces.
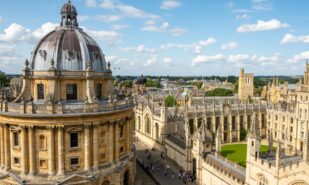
0 0 308 76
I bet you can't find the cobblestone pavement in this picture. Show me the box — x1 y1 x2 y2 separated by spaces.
134 141 195 185
135 162 157 185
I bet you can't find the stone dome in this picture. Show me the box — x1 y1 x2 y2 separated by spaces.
30 1 107 72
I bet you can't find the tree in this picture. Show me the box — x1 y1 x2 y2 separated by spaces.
0 74 9 87
196 81 203 89
205 88 234 97
145 78 154 87
240 128 247 141
165 95 176 107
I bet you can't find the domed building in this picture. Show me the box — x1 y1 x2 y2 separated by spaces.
0 1 134 185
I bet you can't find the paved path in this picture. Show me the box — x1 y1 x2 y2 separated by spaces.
135 162 157 185
134 141 195 185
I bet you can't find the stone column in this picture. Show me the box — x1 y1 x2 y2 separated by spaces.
21 127 28 175
92 124 99 169
4 125 10 170
108 122 114 162
84 125 91 171
237 115 240 141
115 124 120 160
28 127 36 175
0 126 4 168
48 127 55 175
57 127 65 176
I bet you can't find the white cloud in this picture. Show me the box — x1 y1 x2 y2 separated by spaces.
227 54 249 62
161 37 216 53
0 44 15 56
0 22 58 44
118 4 160 19
192 53 280 66
123 45 156 53
292 51 309 62
84 29 120 45
141 21 169 32
86 0 97 7
161 0 182 10
236 14 250 19
169 28 187 36
252 0 272 11
106 55 119 62
192 54 225 64
144 57 157 66
162 57 172 64
79 15 90 22
221 42 239 50
100 0 115 9
195 38 216 53
236 19 289 33
99 0 159 19
32 22 58 40
112 24 129 30
0 23 32 43
281 33 309 44
144 20 156 25
96 15 122 23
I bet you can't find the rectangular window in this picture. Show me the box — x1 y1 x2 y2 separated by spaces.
37 84 44 99
66 84 77 100
70 133 78 148
70 158 79 166
120 146 124 153
13 157 20 165
39 159 48 169
100 153 106 161
96 84 102 99
13 132 19 147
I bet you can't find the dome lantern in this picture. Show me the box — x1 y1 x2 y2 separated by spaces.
60 0 78 27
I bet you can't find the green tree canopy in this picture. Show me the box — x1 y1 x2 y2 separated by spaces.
205 88 234 97
165 95 176 107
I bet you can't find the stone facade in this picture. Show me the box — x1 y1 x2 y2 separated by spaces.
0 1 135 185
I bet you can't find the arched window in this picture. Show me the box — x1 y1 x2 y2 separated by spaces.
257 174 269 185
39 135 46 150
155 123 159 140
145 115 151 134
138 116 141 130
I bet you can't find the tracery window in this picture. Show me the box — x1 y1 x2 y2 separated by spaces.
257 174 269 185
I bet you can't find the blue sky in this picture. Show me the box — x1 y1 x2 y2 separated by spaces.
0 0 309 76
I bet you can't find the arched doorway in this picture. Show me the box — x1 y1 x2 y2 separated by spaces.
101 180 110 185
123 170 130 185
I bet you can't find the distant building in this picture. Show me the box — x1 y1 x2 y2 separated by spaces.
238 68 254 101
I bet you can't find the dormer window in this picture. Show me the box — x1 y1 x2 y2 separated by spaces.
67 50 75 61
39 50 47 61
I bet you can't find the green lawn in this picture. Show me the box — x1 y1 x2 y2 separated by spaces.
220 144 270 167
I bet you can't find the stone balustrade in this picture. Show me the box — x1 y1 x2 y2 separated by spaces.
0 98 133 115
